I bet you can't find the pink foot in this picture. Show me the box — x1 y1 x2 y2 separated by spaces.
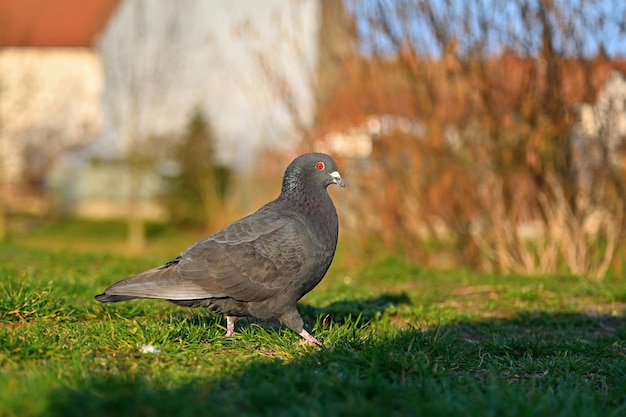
298 329 322 346
225 316 238 337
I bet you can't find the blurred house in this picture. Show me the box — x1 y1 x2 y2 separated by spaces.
0 0 319 219
0 0 119 213
573 71 626 212
577 71 626 147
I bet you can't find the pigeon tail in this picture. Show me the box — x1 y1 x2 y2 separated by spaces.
95 293 139 303
95 265 222 303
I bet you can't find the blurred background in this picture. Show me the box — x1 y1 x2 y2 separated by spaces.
1 0 626 279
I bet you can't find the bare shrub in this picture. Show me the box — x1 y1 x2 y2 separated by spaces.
473 173 623 279
331 0 626 278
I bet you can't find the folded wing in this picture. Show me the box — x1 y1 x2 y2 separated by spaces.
96 208 307 303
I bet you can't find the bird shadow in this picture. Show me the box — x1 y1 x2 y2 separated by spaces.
231 292 411 332
44 311 626 417
301 292 412 322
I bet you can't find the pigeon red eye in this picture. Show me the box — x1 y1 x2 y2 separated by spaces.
315 162 325 170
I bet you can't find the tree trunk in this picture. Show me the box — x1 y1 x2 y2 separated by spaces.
0 197 6 241
0 173 6 241
127 164 146 254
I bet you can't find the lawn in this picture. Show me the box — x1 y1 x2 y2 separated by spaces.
1 223 625 416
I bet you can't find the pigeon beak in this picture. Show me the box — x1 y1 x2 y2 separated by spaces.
329 171 345 187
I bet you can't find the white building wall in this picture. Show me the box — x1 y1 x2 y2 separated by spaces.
96 0 319 168
0 48 102 185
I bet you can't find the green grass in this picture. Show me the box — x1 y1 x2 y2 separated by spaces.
1 228 626 416
11 217 207 261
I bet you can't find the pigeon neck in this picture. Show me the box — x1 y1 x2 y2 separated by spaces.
279 183 329 206
280 168 305 195
278 168 337 220
277 177 339 252
278 177 335 215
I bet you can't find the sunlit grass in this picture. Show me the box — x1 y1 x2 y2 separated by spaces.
1 222 625 417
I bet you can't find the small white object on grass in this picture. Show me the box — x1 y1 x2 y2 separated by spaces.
140 344 161 354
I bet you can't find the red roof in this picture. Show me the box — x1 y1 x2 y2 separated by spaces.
0 0 120 47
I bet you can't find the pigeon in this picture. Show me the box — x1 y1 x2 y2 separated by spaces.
95 153 344 345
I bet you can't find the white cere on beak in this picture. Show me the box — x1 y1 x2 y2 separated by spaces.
329 171 345 187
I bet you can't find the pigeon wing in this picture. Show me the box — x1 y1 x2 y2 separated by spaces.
177 211 307 302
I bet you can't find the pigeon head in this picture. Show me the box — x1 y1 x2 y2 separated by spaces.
281 153 345 194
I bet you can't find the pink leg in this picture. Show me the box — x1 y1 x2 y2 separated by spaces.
298 329 322 346
225 316 238 337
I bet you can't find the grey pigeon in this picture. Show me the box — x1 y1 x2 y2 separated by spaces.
95 153 344 345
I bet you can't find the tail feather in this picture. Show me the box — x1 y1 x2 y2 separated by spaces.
94 293 141 303
95 265 224 303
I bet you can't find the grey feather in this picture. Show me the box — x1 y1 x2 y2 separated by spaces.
95 153 344 345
